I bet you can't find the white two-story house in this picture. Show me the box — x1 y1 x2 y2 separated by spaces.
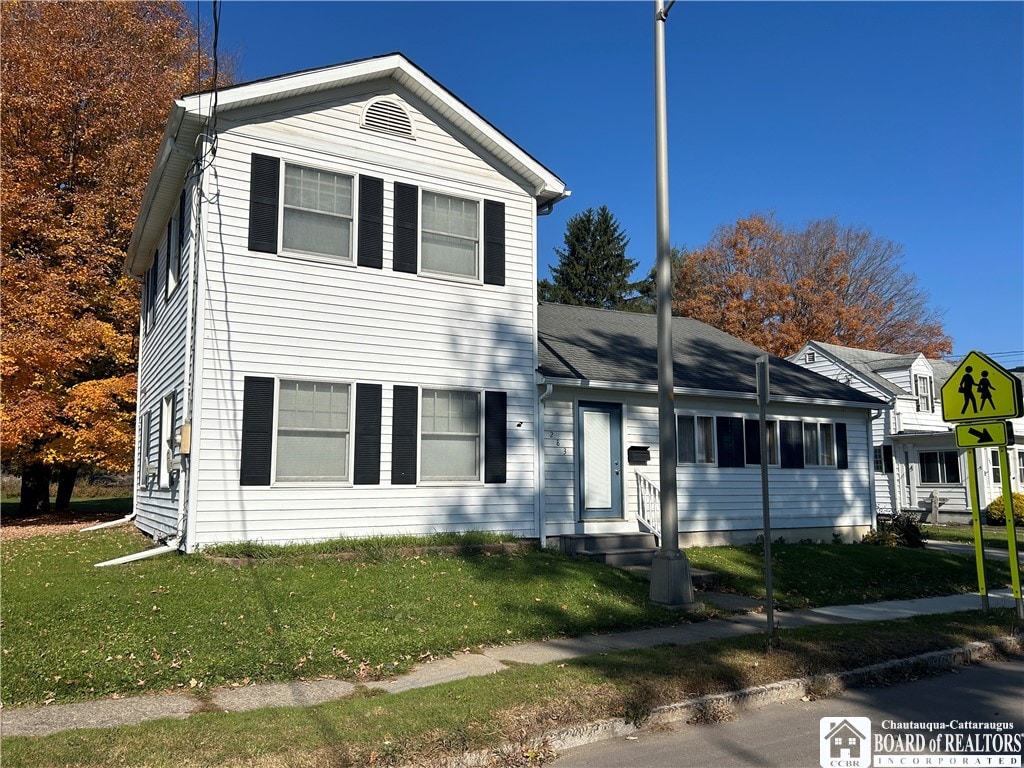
790 341 1024 522
127 54 885 554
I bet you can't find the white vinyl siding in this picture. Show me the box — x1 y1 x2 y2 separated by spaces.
421 191 479 279
543 390 874 539
282 164 353 261
421 389 480 481
275 380 351 482
135 177 196 539
181 88 539 549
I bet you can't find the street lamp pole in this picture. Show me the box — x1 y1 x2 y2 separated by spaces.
649 0 699 609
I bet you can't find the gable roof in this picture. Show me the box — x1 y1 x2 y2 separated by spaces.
126 53 568 276
538 304 884 407
806 340 963 399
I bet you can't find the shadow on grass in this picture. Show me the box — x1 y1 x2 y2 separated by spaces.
0 496 132 521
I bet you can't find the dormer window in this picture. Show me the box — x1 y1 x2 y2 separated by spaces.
361 98 415 139
914 374 934 412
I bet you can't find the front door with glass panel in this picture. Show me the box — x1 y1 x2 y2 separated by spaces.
578 403 624 520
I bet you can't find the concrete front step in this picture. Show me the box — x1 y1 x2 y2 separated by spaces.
577 547 661 567
558 532 658 556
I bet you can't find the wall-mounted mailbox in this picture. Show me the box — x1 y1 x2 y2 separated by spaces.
627 445 651 464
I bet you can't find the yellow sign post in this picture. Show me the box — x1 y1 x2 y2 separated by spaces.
941 351 1024 618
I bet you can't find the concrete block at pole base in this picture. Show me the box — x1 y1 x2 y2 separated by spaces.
649 550 704 612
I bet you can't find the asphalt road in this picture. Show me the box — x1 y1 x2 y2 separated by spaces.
551 659 1024 768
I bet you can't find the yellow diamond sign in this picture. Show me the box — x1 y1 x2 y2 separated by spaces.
941 351 1024 423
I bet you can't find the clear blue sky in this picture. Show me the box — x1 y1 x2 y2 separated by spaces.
196 1 1023 367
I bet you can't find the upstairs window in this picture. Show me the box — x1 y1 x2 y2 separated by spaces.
282 164 354 262
421 192 479 279
914 374 934 412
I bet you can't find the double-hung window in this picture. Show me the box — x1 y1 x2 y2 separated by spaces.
282 164 354 262
275 380 351 482
677 415 715 464
421 389 480 481
991 450 1002 485
421 191 479 279
920 450 960 484
804 423 836 467
914 374 933 412
1017 452 1024 484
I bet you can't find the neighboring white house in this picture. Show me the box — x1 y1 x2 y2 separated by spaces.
789 341 1024 522
126 54 885 553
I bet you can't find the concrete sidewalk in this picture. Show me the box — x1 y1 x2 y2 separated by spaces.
2 589 1018 738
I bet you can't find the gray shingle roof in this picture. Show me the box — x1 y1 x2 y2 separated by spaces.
537 303 883 405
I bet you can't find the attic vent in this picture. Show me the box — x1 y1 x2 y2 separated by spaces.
361 98 415 139
805 351 816 363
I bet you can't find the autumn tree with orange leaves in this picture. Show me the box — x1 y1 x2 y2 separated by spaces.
672 213 952 359
1 2 219 513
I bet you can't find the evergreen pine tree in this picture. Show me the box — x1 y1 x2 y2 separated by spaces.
539 206 645 310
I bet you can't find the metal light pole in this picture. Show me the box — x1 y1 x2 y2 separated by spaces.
649 0 699 609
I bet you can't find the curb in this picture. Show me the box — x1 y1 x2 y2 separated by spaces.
442 635 1023 768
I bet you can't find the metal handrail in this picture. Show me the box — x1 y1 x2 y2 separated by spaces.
635 472 661 546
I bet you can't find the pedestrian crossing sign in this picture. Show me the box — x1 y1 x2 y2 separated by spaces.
941 351 1023 423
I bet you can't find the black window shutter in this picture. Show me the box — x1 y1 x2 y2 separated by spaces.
483 199 505 286
484 391 507 483
716 417 745 468
836 422 849 469
393 182 418 273
248 154 280 254
882 444 894 473
780 420 805 469
358 176 384 268
391 385 418 484
240 376 274 486
744 419 761 465
353 383 382 485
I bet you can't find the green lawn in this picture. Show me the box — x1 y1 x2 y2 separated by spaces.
685 541 1011 609
3 611 1018 768
921 523 1024 551
1 529 1013 708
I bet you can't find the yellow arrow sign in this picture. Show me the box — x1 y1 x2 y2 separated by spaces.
941 351 1024 423
954 421 1014 448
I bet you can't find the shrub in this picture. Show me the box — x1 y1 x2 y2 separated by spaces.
986 492 1024 526
862 512 925 548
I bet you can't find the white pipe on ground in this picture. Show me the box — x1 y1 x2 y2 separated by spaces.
80 512 136 532
94 537 181 568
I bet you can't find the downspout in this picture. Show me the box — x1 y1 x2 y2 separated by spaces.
536 381 554 548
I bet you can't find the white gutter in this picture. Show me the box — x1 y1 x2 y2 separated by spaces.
95 537 181 568
539 376 890 411
535 381 554 549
